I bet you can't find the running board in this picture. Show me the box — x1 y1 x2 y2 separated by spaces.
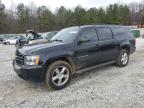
76 61 115 74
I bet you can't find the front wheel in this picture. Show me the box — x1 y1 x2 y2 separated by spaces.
45 60 72 90
116 49 129 67
6 42 10 45
15 43 19 47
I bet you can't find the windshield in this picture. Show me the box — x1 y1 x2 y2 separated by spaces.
51 27 79 43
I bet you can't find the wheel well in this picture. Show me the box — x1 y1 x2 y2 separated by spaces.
121 45 130 53
46 57 75 72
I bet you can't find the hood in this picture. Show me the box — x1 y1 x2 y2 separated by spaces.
18 42 66 55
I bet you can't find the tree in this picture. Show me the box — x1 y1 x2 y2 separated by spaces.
119 5 131 25
106 4 130 25
55 6 68 29
86 8 101 24
0 4 9 33
16 3 30 33
73 6 88 25
37 6 56 32
28 1 38 31
0 2 143 34
6 9 17 33
97 7 106 24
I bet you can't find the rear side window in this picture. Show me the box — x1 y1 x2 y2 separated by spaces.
80 28 98 42
96 27 113 40
112 27 128 35
111 27 133 39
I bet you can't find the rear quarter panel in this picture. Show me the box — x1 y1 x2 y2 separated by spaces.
111 27 136 53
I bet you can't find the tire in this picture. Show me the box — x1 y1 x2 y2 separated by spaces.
15 42 19 47
115 49 129 67
45 60 72 90
6 42 10 45
15 44 18 47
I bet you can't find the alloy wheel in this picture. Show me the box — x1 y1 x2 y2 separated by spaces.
52 66 69 86
121 52 128 65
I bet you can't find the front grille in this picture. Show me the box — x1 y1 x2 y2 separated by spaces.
15 50 24 66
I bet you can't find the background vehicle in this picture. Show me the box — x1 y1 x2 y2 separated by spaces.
3 35 26 45
42 31 58 41
0 34 11 42
16 30 47 47
0 35 4 42
0 38 2 42
13 25 136 90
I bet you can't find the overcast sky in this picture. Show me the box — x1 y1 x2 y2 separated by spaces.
1 0 142 11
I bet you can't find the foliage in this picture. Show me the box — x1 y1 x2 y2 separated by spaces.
0 2 143 33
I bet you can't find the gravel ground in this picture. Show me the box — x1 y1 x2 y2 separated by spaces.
0 39 144 108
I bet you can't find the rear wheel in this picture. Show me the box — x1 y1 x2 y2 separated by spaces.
116 49 129 67
45 60 72 90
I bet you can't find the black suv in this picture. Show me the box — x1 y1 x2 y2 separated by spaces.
13 25 136 90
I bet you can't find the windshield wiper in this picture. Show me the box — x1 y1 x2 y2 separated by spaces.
52 39 63 42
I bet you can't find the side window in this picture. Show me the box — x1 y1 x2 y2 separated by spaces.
35 35 42 39
111 27 131 39
79 28 98 43
112 27 126 35
97 27 113 40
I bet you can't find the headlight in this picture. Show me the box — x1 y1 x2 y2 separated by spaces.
24 55 40 65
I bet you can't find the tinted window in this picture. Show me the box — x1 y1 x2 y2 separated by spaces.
112 27 128 35
97 27 113 40
111 27 133 39
80 28 98 42
35 36 43 39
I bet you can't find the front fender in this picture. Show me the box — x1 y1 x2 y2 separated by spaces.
43 54 76 73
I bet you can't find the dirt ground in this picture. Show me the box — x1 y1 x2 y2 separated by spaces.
0 39 144 108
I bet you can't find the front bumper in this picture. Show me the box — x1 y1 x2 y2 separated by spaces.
13 61 46 83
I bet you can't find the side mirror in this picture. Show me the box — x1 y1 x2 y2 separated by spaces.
78 36 90 45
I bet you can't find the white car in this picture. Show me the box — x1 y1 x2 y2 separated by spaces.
3 35 25 45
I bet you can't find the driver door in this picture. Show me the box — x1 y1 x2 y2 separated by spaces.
75 27 101 69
